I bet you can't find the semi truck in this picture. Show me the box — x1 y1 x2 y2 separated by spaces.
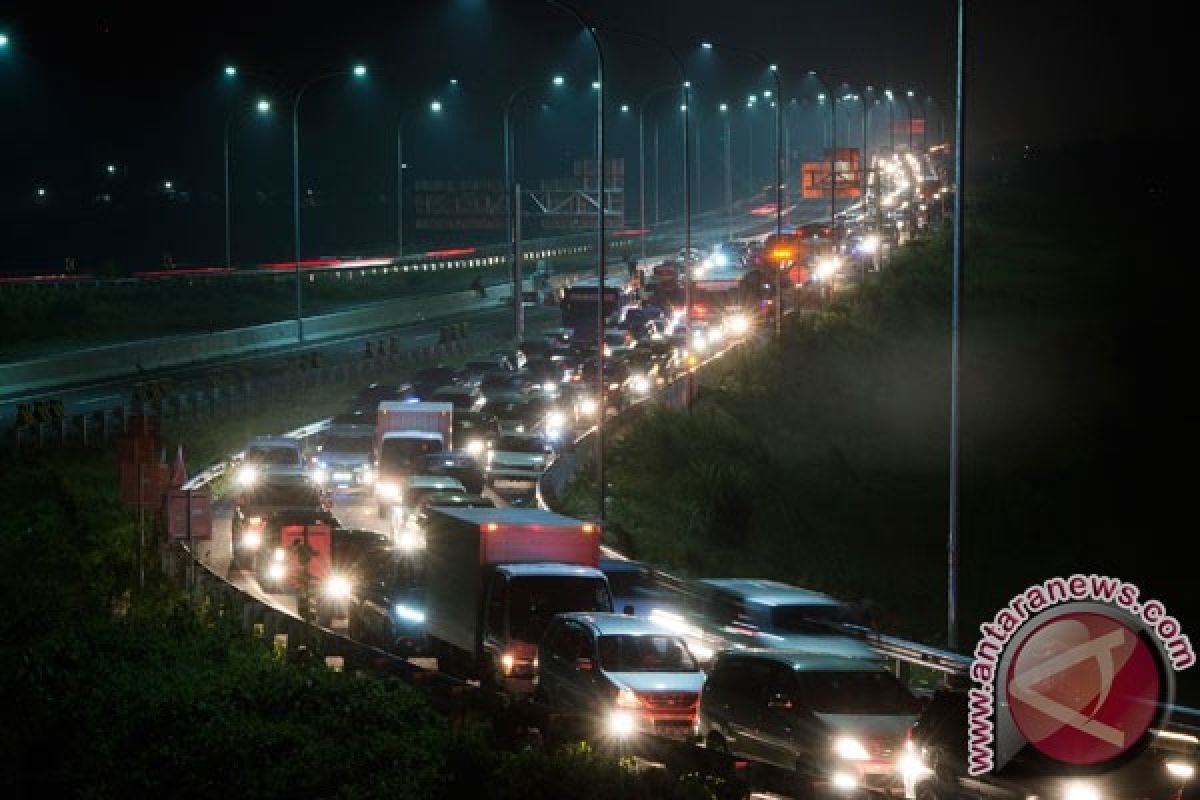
424 507 612 693
374 401 453 518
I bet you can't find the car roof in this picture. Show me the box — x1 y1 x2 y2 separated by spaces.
715 650 887 673
245 437 300 449
598 558 649 574
700 578 840 607
404 475 466 490
556 612 682 636
498 563 606 578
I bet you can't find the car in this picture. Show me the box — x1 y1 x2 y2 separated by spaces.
431 384 486 413
416 450 487 495
232 436 306 488
311 429 375 492
452 410 499 459
329 410 374 428
401 491 496 550
602 328 636 359
574 358 632 418
905 683 1199 800
687 579 882 666
231 473 332 568
537 612 707 741
488 348 527 371
344 544 428 655
598 558 675 618
698 651 922 796
409 366 459 400
351 383 411 414
459 356 512 386
388 475 468 547
479 370 527 400
487 433 555 474
521 358 569 396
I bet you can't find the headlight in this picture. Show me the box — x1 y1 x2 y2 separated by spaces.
465 439 485 456
236 465 258 487
712 252 728 267
726 314 749 335
242 530 262 550
267 562 286 581
815 256 842 282
607 710 637 737
324 574 352 599
397 529 423 551
501 653 516 673
1065 782 1099 800
707 327 724 343
1063 783 1101 800
246 515 264 527
393 603 425 623
542 381 556 392
616 688 640 708
546 411 566 429
898 740 931 789
630 376 649 393
858 234 881 254
579 398 598 415
1166 761 1195 780
360 467 375 484
377 482 399 499
272 547 286 562
834 736 870 761
831 772 858 791
608 382 620 391
311 467 328 485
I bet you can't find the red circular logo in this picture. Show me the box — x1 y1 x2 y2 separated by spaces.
1006 611 1161 766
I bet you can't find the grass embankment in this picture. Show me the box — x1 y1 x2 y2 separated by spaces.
565 150 1193 691
1 353 743 797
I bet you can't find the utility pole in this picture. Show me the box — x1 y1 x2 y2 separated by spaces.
948 0 966 651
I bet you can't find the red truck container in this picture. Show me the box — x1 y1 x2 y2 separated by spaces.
424 507 611 693
374 402 453 517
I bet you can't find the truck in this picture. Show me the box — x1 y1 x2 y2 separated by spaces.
373 401 453 518
424 507 613 693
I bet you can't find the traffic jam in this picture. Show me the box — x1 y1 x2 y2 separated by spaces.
208 156 1196 800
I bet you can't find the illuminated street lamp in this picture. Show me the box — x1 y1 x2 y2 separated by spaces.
224 98 273 267
396 95 445 257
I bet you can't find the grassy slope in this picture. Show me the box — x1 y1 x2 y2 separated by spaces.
568 147 1195 701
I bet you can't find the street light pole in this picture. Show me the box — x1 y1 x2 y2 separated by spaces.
721 105 732 240
948 0 966 652
637 84 678 260
291 67 364 343
548 0 606 521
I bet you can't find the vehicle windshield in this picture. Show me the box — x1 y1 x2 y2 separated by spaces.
244 445 301 465
246 483 322 507
768 603 850 634
494 436 548 453
508 576 612 642
319 435 372 454
795 670 920 715
603 567 653 597
379 438 442 470
598 634 699 673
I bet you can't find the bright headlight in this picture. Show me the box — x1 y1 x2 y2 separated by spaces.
377 482 399 499
542 381 557 392
580 398 598 415
859 234 881 254
608 382 620 391
360 467 375 484
397 530 423 551
272 547 286 562
324 574 352 599
607 710 637 737
616 688 640 708
1063 783 1101 800
546 410 566 429
834 736 870 761
815 256 842 282
311 467 328 485
242 530 262 550
712 252 728 267
267 562 286 581
630 376 649 393
831 772 858 791
465 439 485 456
236 465 258 487
726 314 749 335
1166 761 1195 780
393 603 425 623
707 327 724 343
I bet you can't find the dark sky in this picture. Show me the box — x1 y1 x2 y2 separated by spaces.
0 0 1177 269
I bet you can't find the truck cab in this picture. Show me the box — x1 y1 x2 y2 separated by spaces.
373 402 453 518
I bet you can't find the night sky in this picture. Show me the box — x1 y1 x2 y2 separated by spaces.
0 1 1179 270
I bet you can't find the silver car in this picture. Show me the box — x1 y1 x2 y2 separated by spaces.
537 612 706 740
